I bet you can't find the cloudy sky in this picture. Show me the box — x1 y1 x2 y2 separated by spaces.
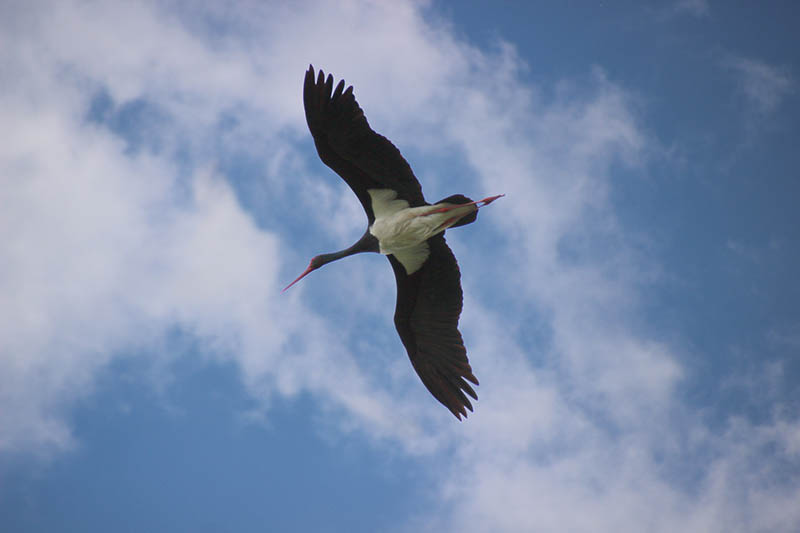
1 1 799 531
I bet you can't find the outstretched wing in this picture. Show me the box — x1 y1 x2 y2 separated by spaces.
303 65 426 223
388 234 479 419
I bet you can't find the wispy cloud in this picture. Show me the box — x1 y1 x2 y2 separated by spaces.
673 0 710 18
654 0 710 21
1 1 798 531
726 56 794 115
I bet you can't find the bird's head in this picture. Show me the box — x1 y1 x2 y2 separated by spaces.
282 255 327 292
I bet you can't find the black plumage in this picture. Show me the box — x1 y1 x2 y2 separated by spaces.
291 65 496 419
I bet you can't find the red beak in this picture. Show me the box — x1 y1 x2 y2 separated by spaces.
282 264 315 292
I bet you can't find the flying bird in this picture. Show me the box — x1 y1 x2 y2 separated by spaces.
285 65 503 419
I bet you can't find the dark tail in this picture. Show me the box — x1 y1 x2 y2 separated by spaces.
435 194 477 228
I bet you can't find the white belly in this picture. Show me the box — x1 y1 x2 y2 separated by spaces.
370 210 441 252
367 188 476 274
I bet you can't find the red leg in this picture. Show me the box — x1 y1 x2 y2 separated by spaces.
421 194 505 216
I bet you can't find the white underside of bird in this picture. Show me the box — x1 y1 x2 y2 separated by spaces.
368 189 479 275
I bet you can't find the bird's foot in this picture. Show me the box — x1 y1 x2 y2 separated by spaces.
477 194 504 206
423 194 505 216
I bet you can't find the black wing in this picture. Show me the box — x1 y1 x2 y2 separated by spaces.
303 65 426 223
388 234 479 419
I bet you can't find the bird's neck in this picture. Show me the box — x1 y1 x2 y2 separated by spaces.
319 230 379 266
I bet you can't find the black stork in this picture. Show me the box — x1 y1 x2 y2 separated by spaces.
285 65 503 419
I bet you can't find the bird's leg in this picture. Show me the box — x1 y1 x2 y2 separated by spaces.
421 194 505 216
424 194 505 231
435 215 464 231
458 194 504 210
476 194 504 206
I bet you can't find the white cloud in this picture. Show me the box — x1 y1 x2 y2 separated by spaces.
1 0 798 531
726 56 794 114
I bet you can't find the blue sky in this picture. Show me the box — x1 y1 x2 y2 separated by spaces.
1 1 798 531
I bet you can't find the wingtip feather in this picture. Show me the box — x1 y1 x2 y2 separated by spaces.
332 79 345 101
